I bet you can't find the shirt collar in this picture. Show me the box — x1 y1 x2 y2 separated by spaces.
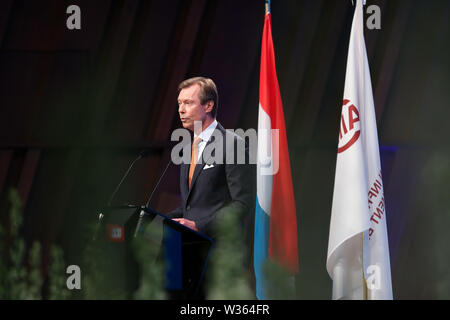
194 119 218 143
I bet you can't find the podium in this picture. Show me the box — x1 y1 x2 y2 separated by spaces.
95 205 214 299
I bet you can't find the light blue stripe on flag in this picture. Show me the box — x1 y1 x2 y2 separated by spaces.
254 196 270 299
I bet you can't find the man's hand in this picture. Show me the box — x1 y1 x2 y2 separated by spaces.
173 218 198 232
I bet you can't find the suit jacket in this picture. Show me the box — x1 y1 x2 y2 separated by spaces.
167 122 255 239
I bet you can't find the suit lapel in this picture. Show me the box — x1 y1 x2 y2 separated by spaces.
181 163 189 196
186 123 225 200
186 152 208 200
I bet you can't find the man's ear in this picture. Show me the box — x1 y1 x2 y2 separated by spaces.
204 101 214 114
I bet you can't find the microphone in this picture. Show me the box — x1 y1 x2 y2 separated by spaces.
134 158 173 237
93 149 150 240
107 152 144 207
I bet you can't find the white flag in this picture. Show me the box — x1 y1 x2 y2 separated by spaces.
326 0 393 300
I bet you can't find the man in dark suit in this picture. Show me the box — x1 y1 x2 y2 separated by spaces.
167 77 255 238
166 77 255 298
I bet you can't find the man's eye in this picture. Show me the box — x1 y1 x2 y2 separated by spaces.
178 100 192 107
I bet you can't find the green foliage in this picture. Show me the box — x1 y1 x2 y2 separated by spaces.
8 189 22 237
0 188 69 300
25 242 43 300
81 237 127 299
1 188 280 300
81 219 167 300
6 234 27 299
261 259 296 300
207 208 253 299
132 227 166 300
48 246 71 300
204 205 296 300
2 189 29 299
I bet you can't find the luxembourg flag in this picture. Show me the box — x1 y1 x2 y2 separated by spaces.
254 4 299 300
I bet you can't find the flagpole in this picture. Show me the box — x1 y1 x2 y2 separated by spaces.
351 0 366 5
362 233 368 300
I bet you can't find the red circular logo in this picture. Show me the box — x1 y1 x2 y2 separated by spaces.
338 99 361 154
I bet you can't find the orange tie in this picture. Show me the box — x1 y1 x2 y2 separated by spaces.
188 137 201 188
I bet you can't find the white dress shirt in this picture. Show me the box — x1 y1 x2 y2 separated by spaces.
194 119 218 162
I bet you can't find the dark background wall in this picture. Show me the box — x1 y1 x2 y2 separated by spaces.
0 0 449 299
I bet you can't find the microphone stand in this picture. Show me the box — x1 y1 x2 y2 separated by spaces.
133 159 172 237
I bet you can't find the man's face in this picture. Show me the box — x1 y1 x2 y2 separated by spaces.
178 84 212 132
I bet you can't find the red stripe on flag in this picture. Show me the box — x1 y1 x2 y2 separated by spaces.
259 13 299 274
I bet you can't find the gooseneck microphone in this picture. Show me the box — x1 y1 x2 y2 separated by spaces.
145 159 173 208
107 150 149 207
94 149 150 240
133 158 173 237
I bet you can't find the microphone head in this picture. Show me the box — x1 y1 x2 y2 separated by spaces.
139 149 151 158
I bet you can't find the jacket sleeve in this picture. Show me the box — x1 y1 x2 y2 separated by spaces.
165 204 183 220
